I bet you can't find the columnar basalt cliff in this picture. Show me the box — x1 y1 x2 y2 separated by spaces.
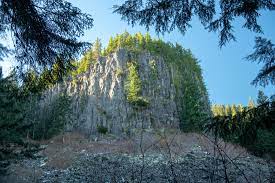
40 33 211 136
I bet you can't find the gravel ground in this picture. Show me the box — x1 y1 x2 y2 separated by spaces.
1 132 274 183
39 147 274 183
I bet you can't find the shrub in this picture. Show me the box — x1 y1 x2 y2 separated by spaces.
115 68 124 77
97 125 108 134
132 97 150 107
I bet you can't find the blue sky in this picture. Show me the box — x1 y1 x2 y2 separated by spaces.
1 0 274 105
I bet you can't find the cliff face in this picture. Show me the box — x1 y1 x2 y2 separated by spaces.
43 48 209 135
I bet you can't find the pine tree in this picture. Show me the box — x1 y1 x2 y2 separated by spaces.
225 105 232 116
106 37 115 54
248 98 256 109
237 104 244 114
257 90 268 105
144 32 151 43
113 34 120 49
135 32 145 48
231 104 237 117
92 38 102 59
218 105 225 116
114 0 275 87
212 104 218 116
125 34 134 48
125 62 141 103
0 0 93 76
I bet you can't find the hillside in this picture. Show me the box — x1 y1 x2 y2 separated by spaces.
1 33 274 183
30 32 211 137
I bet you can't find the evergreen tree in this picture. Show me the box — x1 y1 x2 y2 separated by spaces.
117 34 124 49
0 0 93 76
92 38 102 59
220 105 226 116
0 73 25 145
135 32 145 48
144 32 152 43
246 38 275 86
125 62 142 103
248 98 256 109
106 37 115 54
212 104 218 116
77 49 93 74
225 105 232 116
115 1 274 47
125 34 134 48
257 90 268 105
237 104 244 114
114 0 275 87
231 104 238 117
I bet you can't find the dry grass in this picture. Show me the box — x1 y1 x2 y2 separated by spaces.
1 130 257 183
41 132 135 169
34 130 251 169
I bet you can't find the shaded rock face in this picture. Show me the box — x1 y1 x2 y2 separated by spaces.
45 49 183 135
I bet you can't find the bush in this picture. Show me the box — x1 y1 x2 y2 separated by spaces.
97 125 108 134
132 97 150 107
115 68 124 77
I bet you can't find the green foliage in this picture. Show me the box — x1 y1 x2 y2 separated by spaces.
133 97 150 107
208 92 275 158
0 32 210 146
97 125 108 134
1 70 72 143
212 103 249 117
115 68 124 77
69 38 104 80
104 32 210 130
21 57 74 95
177 74 210 132
125 62 141 101
0 74 26 145
93 38 102 59
246 37 275 86
26 93 71 140
253 128 275 156
124 61 149 107
72 48 95 76
0 0 93 76
257 90 268 105
106 37 116 54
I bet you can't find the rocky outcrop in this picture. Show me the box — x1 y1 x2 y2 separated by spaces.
43 48 208 135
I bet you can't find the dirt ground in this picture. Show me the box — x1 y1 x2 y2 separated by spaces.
0 130 256 183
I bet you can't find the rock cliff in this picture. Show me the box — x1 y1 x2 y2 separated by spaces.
42 46 210 135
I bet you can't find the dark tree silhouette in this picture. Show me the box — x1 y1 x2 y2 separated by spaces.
114 0 275 86
114 0 215 37
0 0 93 74
246 37 275 86
114 0 274 46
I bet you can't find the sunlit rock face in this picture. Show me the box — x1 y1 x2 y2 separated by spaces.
44 48 210 135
